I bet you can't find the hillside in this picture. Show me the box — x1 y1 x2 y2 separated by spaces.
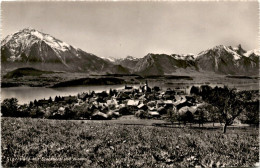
3 67 54 79
51 77 126 87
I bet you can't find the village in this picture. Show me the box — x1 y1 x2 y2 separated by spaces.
15 81 205 123
4 79 257 129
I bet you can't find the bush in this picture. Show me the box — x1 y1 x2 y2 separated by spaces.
71 104 93 119
135 110 149 119
1 98 19 117
119 107 131 115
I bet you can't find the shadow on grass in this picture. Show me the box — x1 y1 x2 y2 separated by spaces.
118 122 221 130
152 123 221 130
190 126 219 130
152 123 185 128
119 123 147 126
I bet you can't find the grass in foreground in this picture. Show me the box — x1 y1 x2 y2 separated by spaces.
1 117 259 167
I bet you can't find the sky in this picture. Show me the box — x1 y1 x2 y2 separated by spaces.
1 1 259 58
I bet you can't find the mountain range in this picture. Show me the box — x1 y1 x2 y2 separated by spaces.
1 28 259 76
103 45 259 76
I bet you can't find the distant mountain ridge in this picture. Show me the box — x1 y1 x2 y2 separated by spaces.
1 28 259 76
105 45 259 76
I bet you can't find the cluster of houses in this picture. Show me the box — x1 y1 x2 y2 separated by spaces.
26 81 205 120
42 81 202 120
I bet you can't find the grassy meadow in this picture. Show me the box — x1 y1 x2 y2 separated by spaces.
1 117 259 167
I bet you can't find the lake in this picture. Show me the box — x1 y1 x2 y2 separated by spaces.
1 85 127 104
0 82 193 104
1 81 258 104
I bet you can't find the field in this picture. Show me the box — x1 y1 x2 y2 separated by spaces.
1 117 259 167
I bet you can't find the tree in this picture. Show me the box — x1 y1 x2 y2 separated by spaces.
195 106 206 127
184 111 194 128
96 97 105 103
167 108 177 126
244 101 259 127
153 86 160 92
204 104 219 127
72 104 92 119
190 86 200 95
1 98 19 117
100 91 108 97
119 107 131 115
48 97 53 103
34 99 38 106
135 110 149 119
34 107 45 118
203 86 245 133
90 91 96 97
64 107 76 119
29 101 34 108
199 85 212 100
18 104 30 117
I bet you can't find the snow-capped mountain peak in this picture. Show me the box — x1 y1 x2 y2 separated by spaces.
125 56 138 60
170 53 197 60
197 44 242 60
244 49 260 57
1 28 130 74
2 27 72 54
223 45 241 60
99 56 117 62
1 27 80 65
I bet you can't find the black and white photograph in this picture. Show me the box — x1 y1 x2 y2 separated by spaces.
1 1 259 167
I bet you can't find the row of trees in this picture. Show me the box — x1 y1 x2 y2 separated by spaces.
1 97 107 119
190 85 259 133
